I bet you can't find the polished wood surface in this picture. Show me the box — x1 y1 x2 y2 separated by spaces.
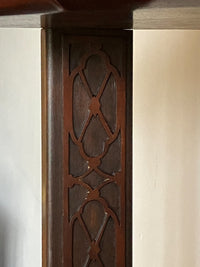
45 30 64 267
42 29 47 267
1 0 200 15
44 29 132 267
0 0 146 28
51 0 150 11
1 0 200 28
63 34 127 267
0 0 149 14
0 0 62 15
42 10 134 30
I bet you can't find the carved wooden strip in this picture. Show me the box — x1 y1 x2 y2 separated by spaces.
44 30 132 267
62 34 130 267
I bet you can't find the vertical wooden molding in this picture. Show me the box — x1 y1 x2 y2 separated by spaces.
125 31 133 267
45 30 64 267
44 29 132 267
42 29 48 267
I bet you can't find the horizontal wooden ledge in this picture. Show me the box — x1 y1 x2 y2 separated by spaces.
1 0 200 29
0 0 148 29
0 0 150 15
1 0 200 15
133 7 200 29
0 0 63 15
0 10 134 29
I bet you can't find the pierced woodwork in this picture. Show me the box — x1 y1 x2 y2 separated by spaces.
63 35 129 267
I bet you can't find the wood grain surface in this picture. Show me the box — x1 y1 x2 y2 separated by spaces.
0 0 149 14
0 0 62 15
44 29 132 267
1 0 200 28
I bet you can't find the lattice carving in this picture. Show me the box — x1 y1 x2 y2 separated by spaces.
63 40 126 267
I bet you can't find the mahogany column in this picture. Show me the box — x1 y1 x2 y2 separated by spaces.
45 29 132 267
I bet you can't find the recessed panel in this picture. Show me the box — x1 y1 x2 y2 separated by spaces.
69 136 88 177
100 73 117 133
82 201 105 240
73 219 90 267
69 185 88 219
70 43 88 73
63 34 130 267
73 74 91 139
100 217 116 267
84 54 107 96
99 132 121 175
83 171 104 189
100 183 120 220
82 116 108 157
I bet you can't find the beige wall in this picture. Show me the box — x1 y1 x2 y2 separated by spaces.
0 28 41 267
134 30 200 267
1 28 200 267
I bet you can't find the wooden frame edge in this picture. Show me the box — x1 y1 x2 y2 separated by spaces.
42 29 133 267
42 29 48 267
125 30 133 267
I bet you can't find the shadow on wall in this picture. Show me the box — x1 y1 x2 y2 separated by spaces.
0 207 19 267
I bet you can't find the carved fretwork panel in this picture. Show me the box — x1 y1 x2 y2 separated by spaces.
62 34 130 267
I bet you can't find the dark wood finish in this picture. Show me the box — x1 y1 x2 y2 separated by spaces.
0 0 149 29
42 29 48 267
48 0 149 11
63 35 126 267
0 11 135 29
2 8 200 29
2 0 200 14
0 0 63 15
45 30 64 267
0 0 149 14
125 33 132 267
44 29 132 267
42 10 134 30
1 0 200 28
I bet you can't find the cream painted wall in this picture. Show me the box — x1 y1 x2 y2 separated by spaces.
134 30 200 267
0 29 41 267
1 28 199 267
